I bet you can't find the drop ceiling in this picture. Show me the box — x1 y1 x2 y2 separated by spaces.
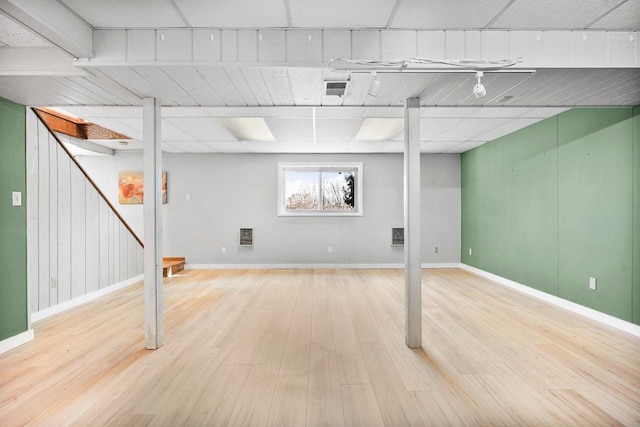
1 0 639 154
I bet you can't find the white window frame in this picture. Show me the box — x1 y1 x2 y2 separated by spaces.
277 162 363 217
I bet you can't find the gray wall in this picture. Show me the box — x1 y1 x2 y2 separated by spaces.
27 110 143 315
80 152 461 266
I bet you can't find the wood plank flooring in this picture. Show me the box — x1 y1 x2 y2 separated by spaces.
1 268 639 426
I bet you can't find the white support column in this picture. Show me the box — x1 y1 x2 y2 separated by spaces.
404 97 422 349
143 97 163 350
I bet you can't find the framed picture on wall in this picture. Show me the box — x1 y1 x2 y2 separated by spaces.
118 171 167 204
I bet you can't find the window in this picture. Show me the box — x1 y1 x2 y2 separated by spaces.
277 162 363 216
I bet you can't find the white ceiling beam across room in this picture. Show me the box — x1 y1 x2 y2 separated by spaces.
78 29 640 70
0 0 93 58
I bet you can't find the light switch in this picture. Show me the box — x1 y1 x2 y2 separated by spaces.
12 191 22 206
589 277 597 290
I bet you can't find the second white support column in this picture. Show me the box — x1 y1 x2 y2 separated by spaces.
143 97 163 350
404 97 422 349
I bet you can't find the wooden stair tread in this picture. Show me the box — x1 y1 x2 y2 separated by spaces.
162 257 185 277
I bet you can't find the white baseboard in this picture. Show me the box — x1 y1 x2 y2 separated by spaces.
422 263 462 269
31 274 143 323
0 329 34 355
186 263 404 270
186 262 462 270
460 264 640 338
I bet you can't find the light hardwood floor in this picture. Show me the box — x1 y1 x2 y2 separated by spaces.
1 268 639 426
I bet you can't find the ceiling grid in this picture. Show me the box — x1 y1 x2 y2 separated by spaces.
0 0 638 154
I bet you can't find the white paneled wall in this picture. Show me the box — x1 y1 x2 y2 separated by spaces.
26 109 143 317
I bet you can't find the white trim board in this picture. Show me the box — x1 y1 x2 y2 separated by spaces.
31 275 143 323
460 264 640 338
185 263 461 270
0 329 34 355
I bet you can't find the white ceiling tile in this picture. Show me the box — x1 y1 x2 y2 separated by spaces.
216 117 275 141
162 142 186 153
364 73 414 106
162 67 224 106
315 118 363 141
591 1 640 29
420 141 462 153
264 117 314 142
196 67 247 106
365 107 404 118
173 0 288 27
435 118 510 141
493 0 622 29
260 68 293 105
225 68 259 106
389 74 440 105
420 117 464 141
165 117 237 141
204 141 250 153
240 68 274 106
349 141 391 153
474 118 543 141
391 0 513 29
62 0 186 27
162 120 197 141
444 140 487 153
129 68 193 105
164 141 215 153
289 0 396 27
288 69 323 105
0 14 49 46
355 118 403 142
340 73 370 106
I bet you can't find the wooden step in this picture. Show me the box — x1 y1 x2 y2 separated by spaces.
163 257 185 277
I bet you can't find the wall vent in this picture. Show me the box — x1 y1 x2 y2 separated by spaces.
392 228 404 246
240 228 253 246
324 81 349 97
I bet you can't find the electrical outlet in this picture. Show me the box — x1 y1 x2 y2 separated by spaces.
328 246 333 254
221 247 226 254
50 277 57 289
589 277 597 290
186 193 191 201
435 246 439 253
12 191 22 206
468 248 472 256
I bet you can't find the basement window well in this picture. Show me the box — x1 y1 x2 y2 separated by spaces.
277 162 363 216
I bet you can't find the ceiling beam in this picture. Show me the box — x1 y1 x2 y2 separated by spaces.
0 0 93 58
0 47 85 76
79 29 639 70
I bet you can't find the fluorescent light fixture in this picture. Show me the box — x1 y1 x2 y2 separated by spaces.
215 117 275 141
355 118 404 142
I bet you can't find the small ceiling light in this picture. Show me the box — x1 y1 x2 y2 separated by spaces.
368 72 381 97
473 71 486 99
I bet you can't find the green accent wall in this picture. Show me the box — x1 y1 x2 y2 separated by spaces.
462 107 639 324
0 97 27 341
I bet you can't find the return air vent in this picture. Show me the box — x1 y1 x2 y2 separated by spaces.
498 95 515 103
324 80 349 97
